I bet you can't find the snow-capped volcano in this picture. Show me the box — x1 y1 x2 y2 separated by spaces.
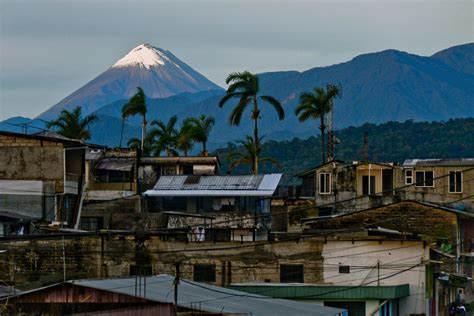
112 43 171 69
38 43 222 120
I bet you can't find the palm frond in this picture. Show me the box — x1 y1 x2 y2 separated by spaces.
260 95 285 120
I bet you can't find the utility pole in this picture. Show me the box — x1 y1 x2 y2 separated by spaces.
377 261 380 286
174 262 181 315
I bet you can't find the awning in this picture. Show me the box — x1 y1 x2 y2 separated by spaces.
96 158 134 171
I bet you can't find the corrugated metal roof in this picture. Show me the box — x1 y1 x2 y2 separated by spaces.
71 275 344 315
96 158 134 171
144 174 282 197
229 283 410 300
403 158 474 167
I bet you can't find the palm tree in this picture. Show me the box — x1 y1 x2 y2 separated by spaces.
176 120 195 156
121 87 147 149
47 106 98 140
295 86 341 163
184 114 215 155
149 116 179 157
228 135 279 175
127 134 155 156
219 71 284 174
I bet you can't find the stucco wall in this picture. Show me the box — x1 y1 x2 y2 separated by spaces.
323 240 428 316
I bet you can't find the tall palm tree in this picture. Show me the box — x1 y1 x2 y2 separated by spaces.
184 114 215 155
228 135 279 175
149 116 179 157
219 71 284 174
127 134 155 157
47 106 98 140
121 87 147 149
295 86 341 163
176 120 195 157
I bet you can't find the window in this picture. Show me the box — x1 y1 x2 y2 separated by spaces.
194 264 216 283
405 169 413 185
362 176 376 195
415 171 434 187
339 265 350 273
449 171 463 193
319 173 331 194
280 264 304 283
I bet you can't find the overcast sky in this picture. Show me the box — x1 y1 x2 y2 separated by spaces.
0 0 472 120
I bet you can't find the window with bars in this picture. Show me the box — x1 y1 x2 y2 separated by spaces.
449 171 463 193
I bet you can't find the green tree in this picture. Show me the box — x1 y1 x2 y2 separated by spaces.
219 71 284 174
47 106 98 140
121 87 147 149
295 85 340 163
228 135 279 174
149 116 179 157
127 133 156 156
184 114 216 155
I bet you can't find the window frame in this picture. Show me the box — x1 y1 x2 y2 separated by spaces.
339 265 350 274
448 170 463 193
415 170 435 188
319 173 332 195
405 169 413 185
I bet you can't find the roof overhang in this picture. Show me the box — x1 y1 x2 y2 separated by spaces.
229 283 410 300
96 158 134 171
144 189 277 197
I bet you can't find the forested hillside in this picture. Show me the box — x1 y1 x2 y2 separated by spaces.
213 118 474 184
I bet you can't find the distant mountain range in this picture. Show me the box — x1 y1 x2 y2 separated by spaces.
1 42 473 148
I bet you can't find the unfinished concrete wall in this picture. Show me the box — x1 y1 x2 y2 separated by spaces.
0 135 64 187
0 234 324 290
81 196 141 229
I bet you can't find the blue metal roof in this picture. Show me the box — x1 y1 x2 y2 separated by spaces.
72 275 345 315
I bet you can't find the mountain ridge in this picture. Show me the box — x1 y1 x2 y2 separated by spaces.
3 43 473 148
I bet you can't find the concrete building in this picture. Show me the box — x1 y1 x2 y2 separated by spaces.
143 173 282 241
303 200 474 315
297 158 474 215
0 131 86 234
79 152 221 231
